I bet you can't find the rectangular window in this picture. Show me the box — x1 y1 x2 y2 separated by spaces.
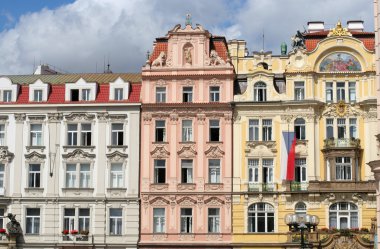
349 118 357 138
337 118 346 139
79 208 90 232
326 82 333 102
33 90 43 102
156 87 166 103
110 163 123 188
26 208 40 234
30 124 43 146
336 157 352 180
154 160 166 184
210 86 220 102
111 123 124 145
0 164 4 188
208 159 220 183
182 120 193 142
28 164 41 188
0 124 4 146
66 164 77 188
248 159 259 183
262 119 272 141
337 82 345 101
82 89 91 101
3 90 12 102
294 81 305 100
0 209 4 228
109 208 122 235
153 208 165 233
114 88 123 101
326 119 334 139
181 159 193 183
155 120 166 142
81 124 92 146
295 158 307 182
209 120 220 142
67 124 78 146
349 82 356 102
249 119 259 141
183 87 193 103
80 164 91 188
63 208 75 231
262 159 273 183
71 89 79 101
180 208 192 233
208 208 220 233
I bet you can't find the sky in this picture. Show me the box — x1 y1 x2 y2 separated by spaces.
0 0 373 75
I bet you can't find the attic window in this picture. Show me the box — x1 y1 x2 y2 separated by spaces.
71 89 79 101
3 90 12 102
33 90 43 102
114 88 123 101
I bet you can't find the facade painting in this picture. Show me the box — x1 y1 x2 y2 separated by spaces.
319 52 361 72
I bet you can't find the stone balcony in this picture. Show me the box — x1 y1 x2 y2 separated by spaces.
308 180 376 193
323 138 361 150
248 183 277 192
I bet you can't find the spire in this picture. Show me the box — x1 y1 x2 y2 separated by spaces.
185 13 192 26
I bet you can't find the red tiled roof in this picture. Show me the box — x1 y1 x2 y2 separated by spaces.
0 82 141 105
304 30 375 52
211 39 228 61
150 42 168 63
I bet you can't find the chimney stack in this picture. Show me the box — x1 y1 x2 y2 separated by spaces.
307 21 325 33
347 20 364 32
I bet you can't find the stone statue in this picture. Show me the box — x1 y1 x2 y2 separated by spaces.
152 51 166 67
6 213 22 235
184 47 192 65
209 50 225 66
291 30 305 50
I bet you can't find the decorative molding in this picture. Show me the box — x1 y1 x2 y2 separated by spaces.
181 79 194 86
106 150 128 162
149 196 170 205
246 141 277 153
204 183 224 191
204 196 225 205
177 145 197 158
206 234 222 241
178 234 195 241
62 149 96 159
156 79 167 86
151 52 166 67
204 145 225 158
96 112 109 121
208 78 221 85
142 113 152 124
150 184 169 192
177 196 197 206
328 21 352 37
27 115 46 121
14 113 26 122
322 102 362 118
196 114 206 125
177 183 196 191
47 113 62 122
224 113 233 124
0 115 8 121
0 148 14 162
25 151 46 162
150 145 170 158
108 114 128 121
152 234 168 241
64 113 95 122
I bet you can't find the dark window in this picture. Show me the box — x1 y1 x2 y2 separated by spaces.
294 118 306 140
71 89 79 101
154 160 166 183
155 120 165 142
183 87 193 102
209 120 220 142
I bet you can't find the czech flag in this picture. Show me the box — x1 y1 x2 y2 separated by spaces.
280 132 296 181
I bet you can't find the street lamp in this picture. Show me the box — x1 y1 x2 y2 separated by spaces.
284 213 320 248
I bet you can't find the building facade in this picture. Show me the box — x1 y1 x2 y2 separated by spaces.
229 21 377 248
0 73 141 248
139 21 234 248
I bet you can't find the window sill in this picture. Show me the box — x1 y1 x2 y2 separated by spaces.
107 145 128 151
107 188 127 191
62 188 94 191
152 141 169 144
26 146 45 152
24 188 44 192
63 146 95 152
206 141 223 144
179 141 195 144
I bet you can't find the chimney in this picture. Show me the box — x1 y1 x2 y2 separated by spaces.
347 20 364 32
307 21 325 33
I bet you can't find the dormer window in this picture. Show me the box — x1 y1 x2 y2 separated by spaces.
71 89 79 101
114 88 123 101
82 89 91 101
109 77 129 101
33 90 43 102
65 78 97 102
3 91 12 102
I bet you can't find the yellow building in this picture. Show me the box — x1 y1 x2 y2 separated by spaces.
229 21 377 248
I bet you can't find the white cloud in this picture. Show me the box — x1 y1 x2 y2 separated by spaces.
0 0 373 74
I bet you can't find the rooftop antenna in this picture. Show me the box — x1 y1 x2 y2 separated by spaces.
103 55 106 73
262 29 265 52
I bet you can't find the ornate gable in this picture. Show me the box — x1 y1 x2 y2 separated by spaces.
177 145 197 158
149 196 170 206
25 151 46 162
177 196 197 206
204 197 225 206
150 146 170 158
106 151 128 162
62 149 96 160
65 113 95 122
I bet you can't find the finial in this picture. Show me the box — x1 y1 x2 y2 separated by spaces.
146 50 150 60
185 13 192 26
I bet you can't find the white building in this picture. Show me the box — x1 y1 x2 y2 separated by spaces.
0 73 141 248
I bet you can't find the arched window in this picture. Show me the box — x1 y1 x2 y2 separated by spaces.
248 203 274 233
295 202 307 215
254 82 267 102
329 202 358 229
294 118 306 140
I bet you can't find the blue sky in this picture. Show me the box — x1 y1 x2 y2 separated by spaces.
0 0 373 74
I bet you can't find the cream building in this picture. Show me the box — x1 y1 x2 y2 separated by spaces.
229 21 377 248
0 71 141 248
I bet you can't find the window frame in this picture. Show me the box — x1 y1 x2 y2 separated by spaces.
294 118 306 140
348 82 356 102
208 208 220 233
209 120 220 142
182 120 193 142
33 89 43 102
247 203 275 233
294 81 305 100
28 163 41 188
182 86 193 103
329 202 358 229
67 123 92 146
335 157 352 181
30 123 43 146
154 159 166 184
3 90 12 102
110 163 124 188
0 123 5 146
262 119 272 141
156 87 166 103
254 82 267 102
25 208 40 234
208 159 221 183
153 208 166 233
326 82 333 103
114 88 124 101
109 208 123 235
248 119 259 141
155 120 166 142
111 123 124 146
180 208 193 233
210 86 220 102
181 159 193 184
65 163 92 188
336 82 346 102
295 158 307 183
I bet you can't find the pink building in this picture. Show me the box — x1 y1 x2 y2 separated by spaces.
139 20 234 248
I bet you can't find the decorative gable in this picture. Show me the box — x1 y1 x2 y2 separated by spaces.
29 79 49 102
109 77 130 101
65 78 97 101
204 146 225 158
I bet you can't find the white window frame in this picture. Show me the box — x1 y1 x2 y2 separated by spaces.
153 208 165 233
78 208 90 232
33 89 43 102
247 203 275 233
326 118 334 139
326 82 333 102
294 81 305 100
81 89 91 101
349 118 357 138
180 208 192 233
248 119 259 141
30 123 43 146
254 82 267 102
67 123 92 146
65 163 92 188
182 120 193 142
28 163 41 188
295 158 307 183
210 86 220 102
0 124 5 146
156 87 166 103
336 82 346 102
26 208 40 234
208 159 221 183
262 119 272 141
0 164 4 189
294 118 306 140
3 90 12 102
65 78 97 101
110 163 124 188
248 159 259 183
181 159 193 184
208 208 220 233
114 88 124 101
63 208 75 231
183 86 193 103
349 82 356 102
109 77 129 101
329 202 358 229
335 157 352 181
109 208 122 235
111 123 124 146
155 120 166 142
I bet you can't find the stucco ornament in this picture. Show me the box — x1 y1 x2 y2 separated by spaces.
209 50 226 66
150 146 170 158
62 149 95 159
177 145 197 158
328 20 352 37
322 102 362 118
204 146 225 158
152 51 166 67
0 148 14 162
291 30 306 50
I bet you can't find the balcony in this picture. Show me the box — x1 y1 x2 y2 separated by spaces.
248 183 277 192
323 138 361 149
289 181 308 191
308 180 375 193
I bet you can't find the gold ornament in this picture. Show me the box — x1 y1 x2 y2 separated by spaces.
328 21 352 37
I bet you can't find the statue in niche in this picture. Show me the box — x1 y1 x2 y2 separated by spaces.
152 51 166 67
184 47 192 65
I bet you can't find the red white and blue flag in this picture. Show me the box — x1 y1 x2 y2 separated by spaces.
280 131 296 181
